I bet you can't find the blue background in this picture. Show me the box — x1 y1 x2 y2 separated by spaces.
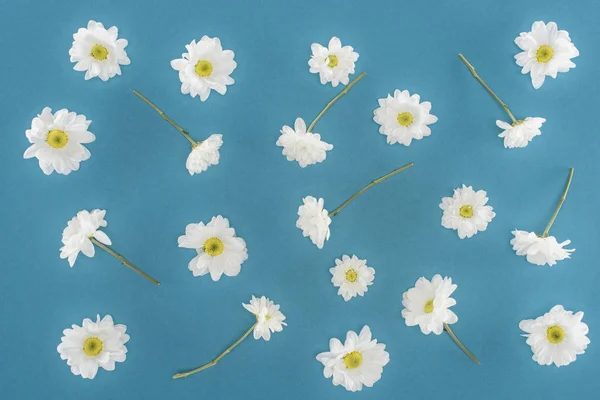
1 0 599 398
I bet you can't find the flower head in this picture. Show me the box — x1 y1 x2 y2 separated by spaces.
520 305 589 367
497 117 546 148
24 107 95 175
308 37 359 87
57 314 129 379
170 36 237 102
511 230 574 266
440 185 496 239
242 296 287 341
178 215 248 281
330 255 375 301
276 118 333 167
296 196 331 249
69 20 130 81
515 21 579 89
186 134 223 175
60 209 112 267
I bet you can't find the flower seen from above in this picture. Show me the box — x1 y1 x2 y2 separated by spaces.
276 118 333 168
296 196 332 249
440 184 496 239
497 117 546 148
186 134 223 175
330 255 375 301
308 37 359 87
243 295 287 341
60 209 111 267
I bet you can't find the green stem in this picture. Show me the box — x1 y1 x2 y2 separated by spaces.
542 168 574 237
444 323 480 364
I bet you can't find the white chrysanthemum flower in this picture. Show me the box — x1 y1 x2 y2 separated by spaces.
170 36 237 102
60 209 112 267
316 325 389 392
69 20 130 81
440 185 496 239
496 117 546 148
515 21 579 89
520 305 589 367
276 118 333 167
24 107 95 175
330 255 375 301
185 134 223 175
178 215 248 281
401 274 458 335
57 314 129 379
308 37 359 87
511 230 574 266
373 89 438 146
242 296 287 341
296 196 331 249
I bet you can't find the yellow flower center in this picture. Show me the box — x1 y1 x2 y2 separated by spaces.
327 55 339 68
397 112 414 127
203 237 224 256
546 325 565 344
459 205 473 218
83 337 103 356
47 129 68 149
90 44 109 61
424 299 434 313
195 60 213 77
345 269 358 283
343 351 363 369
536 45 554 63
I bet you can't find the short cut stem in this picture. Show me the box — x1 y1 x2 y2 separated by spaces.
542 168 574 238
444 323 480 364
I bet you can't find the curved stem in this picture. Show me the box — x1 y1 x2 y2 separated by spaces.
307 72 366 132
90 238 160 286
458 54 517 123
542 168 574 237
132 90 197 146
328 163 414 217
173 323 257 379
444 323 480 364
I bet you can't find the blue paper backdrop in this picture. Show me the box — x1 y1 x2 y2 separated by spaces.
1 0 599 398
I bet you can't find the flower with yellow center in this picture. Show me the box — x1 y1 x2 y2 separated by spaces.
440 184 496 239
90 44 109 61
47 129 68 149
83 337 103 356
330 255 375 302
343 351 363 369
309 36 359 87
194 60 213 77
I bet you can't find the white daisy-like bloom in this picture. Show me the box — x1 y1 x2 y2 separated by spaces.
330 255 375 301
276 118 333 168
185 134 223 175
170 36 237 102
24 107 95 175
511 230 574 266
60 209 112 267
178 215 248 281
308 37 359 87
519 305 589 367
515 21 579 89
57 314 129 379
497 117 546 148
69 20 130 81
242 296 287 341
296 196 331 249
440 185 496 239
373 89 438 146
316 325 389 392
401 274 458 335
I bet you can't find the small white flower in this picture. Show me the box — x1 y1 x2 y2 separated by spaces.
515 21 579 89
242 296 287 341
24 107 95 175
511 230 574 266
276 118 333 167
69 20 130 81
185 134 223 175
497 117 546 148
178 215 248 281
170 36 237 102
316 325 389 392
520 305 589 367
440 185 496 239
60 209 112 267
308 37 359 87
401 274 458 335
296 196 331 249
330 255 375 301
373 89 438 146
57 314 129 379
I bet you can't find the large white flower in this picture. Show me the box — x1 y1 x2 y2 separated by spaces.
69 20 130 81
316 325 389 392
440 185 496 239
515 21 579 89
511 230 574 266
242 296 287 341
373 89 438 146
497 117 546 148
296 196 331 249
60 209 112 267
24 107 95 175
186 134 223 175
308 37 359 87
178 215 248 281
276 118 333 167
330 255 375 301
520 305 589 367
57 314 129 379
170 36 237 102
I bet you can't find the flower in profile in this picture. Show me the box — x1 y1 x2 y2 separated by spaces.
170 36 237 102
24 107 95 175
330 255 375 301
519 305 589 367
308 37 359 87
515 21 579 89
497 117 546 148
69 20 130 81
276 118 333 167
316 325 389 392
57 314 129 379
440 185 496 239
